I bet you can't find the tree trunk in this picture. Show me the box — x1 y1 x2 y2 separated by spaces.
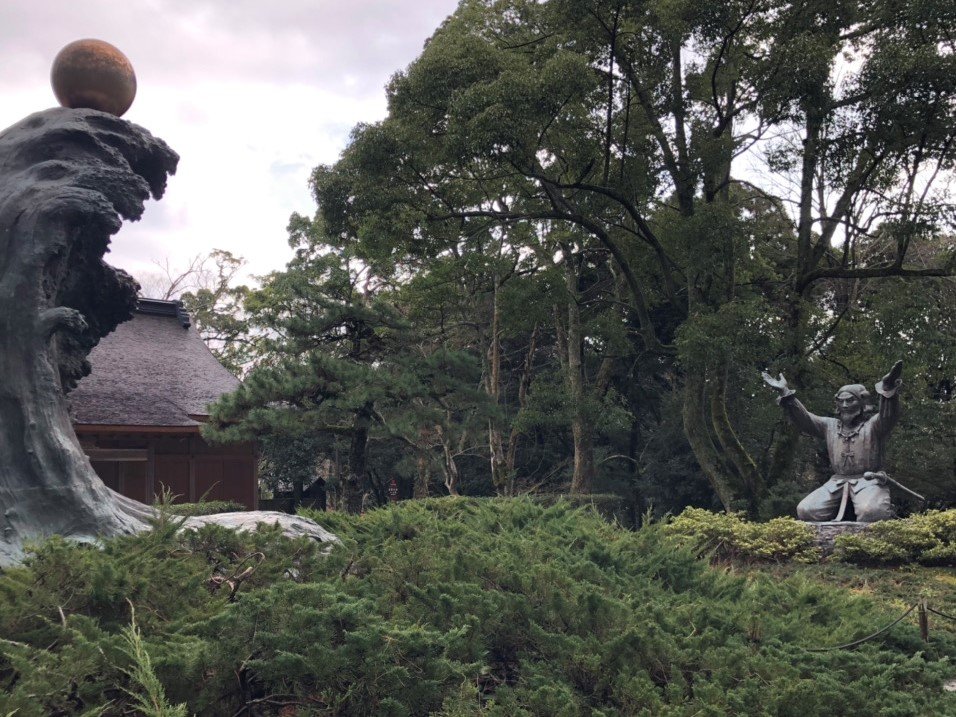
564 259 595 494
708 360 764 511
570 421 596 495
627 416 647 526
440 441 461 497
342 406 372 513
0 109 178 566
485 273 510 494
435 423 462 496
761 112 823 491
681 371 736 511
414 450 431 499
504 325 538 495
764 289 814 488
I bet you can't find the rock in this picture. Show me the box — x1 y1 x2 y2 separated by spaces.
186 511 339 548
805 521 872 556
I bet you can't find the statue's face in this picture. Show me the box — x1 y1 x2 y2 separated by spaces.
835 392 863 422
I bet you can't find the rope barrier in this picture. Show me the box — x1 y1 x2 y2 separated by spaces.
803 599 956 651
807 602 918 652
927 606 956 622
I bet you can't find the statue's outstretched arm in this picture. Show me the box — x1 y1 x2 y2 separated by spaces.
762 370 828 439
873 360 903 436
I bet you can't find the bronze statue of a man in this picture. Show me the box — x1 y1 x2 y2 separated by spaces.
762 361 903 522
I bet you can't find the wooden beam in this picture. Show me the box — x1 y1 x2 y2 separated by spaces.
74 424 202 435
84 448 148 462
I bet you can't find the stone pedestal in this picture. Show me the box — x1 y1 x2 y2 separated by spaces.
805 521 872 556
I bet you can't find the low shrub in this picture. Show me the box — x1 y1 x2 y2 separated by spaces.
528 492 634 527
162 500 247 516
664 507 821 563
835 510 956 566
1 499 953 715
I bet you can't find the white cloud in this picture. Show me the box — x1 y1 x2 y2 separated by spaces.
0 0 458 285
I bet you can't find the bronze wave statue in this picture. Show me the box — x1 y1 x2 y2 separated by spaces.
0 109 334 565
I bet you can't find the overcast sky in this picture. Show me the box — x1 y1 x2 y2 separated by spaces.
0 0 459 289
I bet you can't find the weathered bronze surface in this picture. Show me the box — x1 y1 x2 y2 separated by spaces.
0 108 176 565
0 110 336 565
762 361 904 522
51 39 137 117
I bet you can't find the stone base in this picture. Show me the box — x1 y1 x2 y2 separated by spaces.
803 520 872 556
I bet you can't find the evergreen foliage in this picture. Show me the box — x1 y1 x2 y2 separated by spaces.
205 240 490 511
835 510 956 566
197 0 954 515
308 0 955 512
257 432 330 504
2 500 954 715
119 607 189 717
664 508 956 568
665 508 821 563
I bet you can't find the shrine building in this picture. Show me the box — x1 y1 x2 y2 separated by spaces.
69 298 258 509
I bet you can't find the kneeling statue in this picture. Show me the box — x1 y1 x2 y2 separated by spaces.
762 361 904 522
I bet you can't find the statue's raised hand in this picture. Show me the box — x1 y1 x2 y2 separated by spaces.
761 371 790 395
881 360 903 388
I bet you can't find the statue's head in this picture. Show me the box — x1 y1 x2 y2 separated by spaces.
834 384 872 424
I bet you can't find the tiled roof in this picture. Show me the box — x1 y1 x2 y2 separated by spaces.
69 299 239 427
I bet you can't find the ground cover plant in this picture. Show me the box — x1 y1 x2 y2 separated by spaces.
663 508 821 563
742 562 956 642
835 511 956 566
665 507 956 643
666 507 956 568
1 499 954 716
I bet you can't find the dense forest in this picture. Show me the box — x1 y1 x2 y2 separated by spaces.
176 0 953 518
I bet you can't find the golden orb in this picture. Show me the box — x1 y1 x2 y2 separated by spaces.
51 39 137 117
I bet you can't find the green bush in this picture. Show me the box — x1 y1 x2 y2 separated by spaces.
528 492 634 527
664 507 821 563
1 499 953 715
162 500 247 516
835 510 956 566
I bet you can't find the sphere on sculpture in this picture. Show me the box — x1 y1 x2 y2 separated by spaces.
51 39 137 117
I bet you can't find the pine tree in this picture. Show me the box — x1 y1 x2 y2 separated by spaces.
205 224 487 510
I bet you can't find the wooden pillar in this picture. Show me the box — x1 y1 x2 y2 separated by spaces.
146 441 156 504
252 447 260 510
188 435 196 503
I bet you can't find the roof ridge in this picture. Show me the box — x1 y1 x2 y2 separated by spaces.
136 297 191 328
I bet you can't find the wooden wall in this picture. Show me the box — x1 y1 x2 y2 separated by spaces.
78 429 258 510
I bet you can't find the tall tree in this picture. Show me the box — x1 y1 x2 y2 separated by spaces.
136 249 254 376
309 0 955 510
179 250 253 376
205 224 486 511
